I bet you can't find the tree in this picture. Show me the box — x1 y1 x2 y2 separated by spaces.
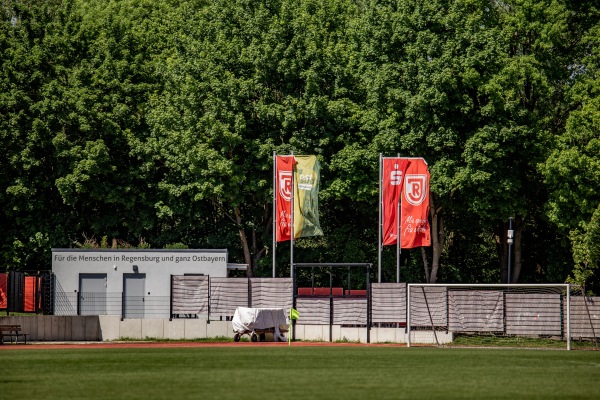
0 0 79 268
0 0 596 289
143 0 362 275
455 0 573 283
541 17 600 291
340 0 508 282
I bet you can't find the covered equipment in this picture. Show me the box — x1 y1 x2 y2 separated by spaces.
232 307 288 342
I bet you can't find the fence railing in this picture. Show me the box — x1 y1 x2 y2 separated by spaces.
7 274 600 341
54 292 172 318
53 277 294 320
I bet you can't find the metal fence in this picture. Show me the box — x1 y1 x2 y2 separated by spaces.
53 276 293 320
6 273 600 342
0 271 54 314
54 292 171 318
406 284 600 349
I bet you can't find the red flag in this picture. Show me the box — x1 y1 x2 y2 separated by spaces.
401 158 431 248
275 156 296 242
0 273 7 309
382 158 411 246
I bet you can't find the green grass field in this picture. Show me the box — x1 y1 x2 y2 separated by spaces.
1 346 599 399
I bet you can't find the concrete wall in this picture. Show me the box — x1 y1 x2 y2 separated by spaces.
293 325 452 344
0 316 235 341
0 316 100 341
1 316 450 344
98 316 234 341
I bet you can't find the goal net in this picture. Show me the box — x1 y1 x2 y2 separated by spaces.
406 284 589 350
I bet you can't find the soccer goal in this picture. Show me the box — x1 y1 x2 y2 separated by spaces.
407 284 581 350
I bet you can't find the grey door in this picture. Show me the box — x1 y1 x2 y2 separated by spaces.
79 274 107 315
123 274 146 318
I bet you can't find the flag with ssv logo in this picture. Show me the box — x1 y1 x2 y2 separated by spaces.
381 157 430 248
401 158 430 248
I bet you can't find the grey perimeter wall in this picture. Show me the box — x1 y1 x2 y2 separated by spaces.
0 315 440 344
2 283 598 344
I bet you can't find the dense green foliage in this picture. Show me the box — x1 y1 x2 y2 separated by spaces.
1 0 598 289
1 347 599 400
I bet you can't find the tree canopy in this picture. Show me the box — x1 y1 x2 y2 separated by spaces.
1 0 598 291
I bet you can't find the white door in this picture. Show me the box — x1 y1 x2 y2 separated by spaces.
123 274 146 318
79 274 107 315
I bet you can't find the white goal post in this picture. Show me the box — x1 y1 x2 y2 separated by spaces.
407 284 574 350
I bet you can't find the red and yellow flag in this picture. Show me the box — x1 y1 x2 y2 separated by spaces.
275 155 322 242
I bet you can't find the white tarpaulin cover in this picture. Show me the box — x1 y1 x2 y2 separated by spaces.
232 307 289 338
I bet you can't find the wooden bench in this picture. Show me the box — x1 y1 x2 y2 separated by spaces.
0 324 29 344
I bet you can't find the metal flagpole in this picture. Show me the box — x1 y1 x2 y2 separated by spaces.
397 193 401 283
272 151 276 278
507 217 514 284
290 153 295 278
397 153 401 283
566 283 571 351
378 153 382 283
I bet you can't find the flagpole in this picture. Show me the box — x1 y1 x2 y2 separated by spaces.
273 151 277 278
288 308 292 346
378 153 382 283
399 190 403 283
397 153 401 283
290 153 294 279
